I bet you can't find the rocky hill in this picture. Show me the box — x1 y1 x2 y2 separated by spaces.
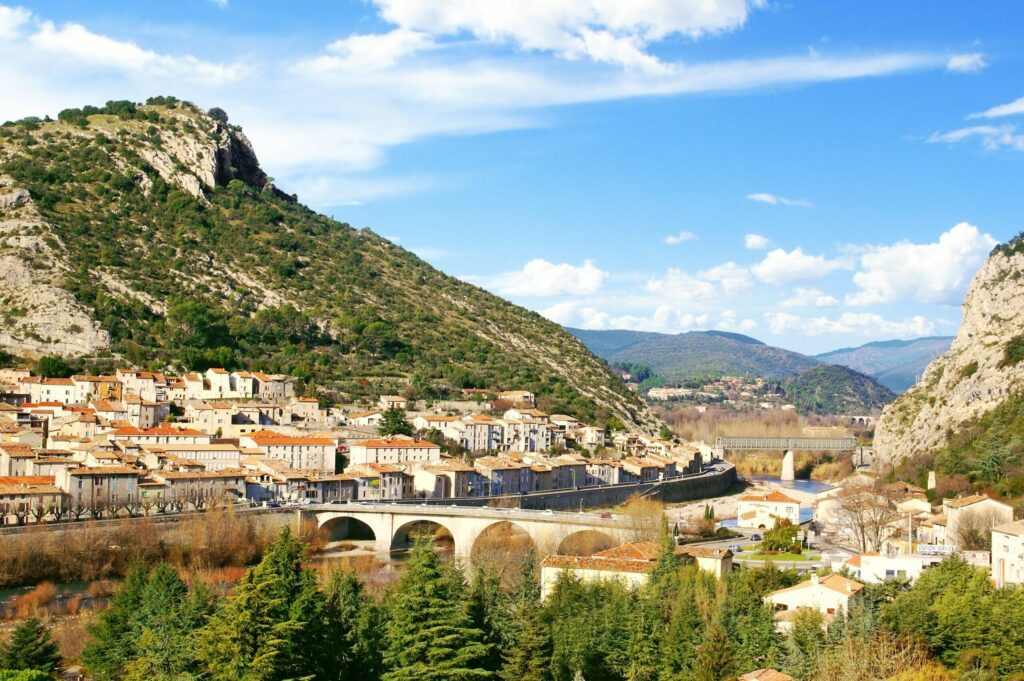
570 329 820 380
781 365 896 416
0 98 650 427
817 336 953 393
875 236 1024 464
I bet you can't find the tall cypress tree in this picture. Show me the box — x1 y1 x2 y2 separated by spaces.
500 548 550 681
323 567 383 681
196 527 320 681
692 621 737 681
382 537 492 681
0 618 61 676
82 562 150 681
467 566 507 673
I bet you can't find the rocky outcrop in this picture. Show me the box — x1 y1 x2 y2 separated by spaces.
875 242 1024 464
0 178 111 358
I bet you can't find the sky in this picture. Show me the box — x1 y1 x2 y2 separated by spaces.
1 1 1023 354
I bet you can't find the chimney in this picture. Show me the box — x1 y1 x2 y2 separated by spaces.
846 583 852 593
811 573 819 585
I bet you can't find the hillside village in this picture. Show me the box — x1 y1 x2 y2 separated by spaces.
0 365 706 523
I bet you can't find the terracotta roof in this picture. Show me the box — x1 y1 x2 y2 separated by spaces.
353 439 439 449
109 426 205 436
540 554 653 574
945 494 1009 509
682 545 733 559
768 574 864 598
69 466 140 476
738 490 800 504
21 401 64 408
739 670 794 681
248 430 334 446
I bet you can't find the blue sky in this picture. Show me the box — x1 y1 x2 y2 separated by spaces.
2 1 1023 354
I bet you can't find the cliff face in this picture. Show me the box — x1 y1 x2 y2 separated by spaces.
874 243 1024 464
0 100 651 428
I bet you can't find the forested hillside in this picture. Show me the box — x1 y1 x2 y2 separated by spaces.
0 99 648 426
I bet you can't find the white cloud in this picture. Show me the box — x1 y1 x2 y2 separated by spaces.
846 222 997 306
645 268 717 302
969 95 1024 120
697 261 753 295
0 4 952 206
745 192 813 207
664 230 696 245
0 5 29 38
489 259 608 296
717 309 757 332
928 124 1024 152
765 312 938 338
543 301 710 333
744 233 771 250
372 0 759 72
305 29 435 72
946 52 987 73
752 247 849 285
779 287 839 308
28 20 245 83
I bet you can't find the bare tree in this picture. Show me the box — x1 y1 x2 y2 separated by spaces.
830 484 902 553
955 508 1002 550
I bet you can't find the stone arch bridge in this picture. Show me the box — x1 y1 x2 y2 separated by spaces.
299 503 639 559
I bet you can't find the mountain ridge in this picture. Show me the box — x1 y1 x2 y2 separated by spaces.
0 98 651 428
816 336 954 393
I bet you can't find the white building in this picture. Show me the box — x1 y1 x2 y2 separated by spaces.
992 519 1024 587
347 439 442 467
240 430 337 471
737 490 801 529
764 573 864 631
836 552 941 584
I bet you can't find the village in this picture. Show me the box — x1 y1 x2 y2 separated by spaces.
0 366 708 523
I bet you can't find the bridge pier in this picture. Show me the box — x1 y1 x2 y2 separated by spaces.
781 450 795 482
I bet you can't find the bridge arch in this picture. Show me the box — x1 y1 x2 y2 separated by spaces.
320 516 377 543
470 520 536 573
556 529 618 556
391 519 455 552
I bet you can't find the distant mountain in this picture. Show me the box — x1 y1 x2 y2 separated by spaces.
782 365 897 415
817 337 954 392
568 329 819 380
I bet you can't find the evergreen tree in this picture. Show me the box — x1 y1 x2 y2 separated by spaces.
379 408 413 436
82 562 150 680
122 563 215 681
692 621 737 681
648 520 679 590
382 537 492 680
323 567 383 681
0 618 61 676
0 672 52 681
782 609 825 681
467 566 507 673
620 594 660 681
499 595 550 681
660 570 705 679
196 527 321 681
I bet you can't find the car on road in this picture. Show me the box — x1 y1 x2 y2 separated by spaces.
728 544 743 553
749 533 762 541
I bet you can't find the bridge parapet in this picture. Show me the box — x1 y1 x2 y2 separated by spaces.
715 436 857 452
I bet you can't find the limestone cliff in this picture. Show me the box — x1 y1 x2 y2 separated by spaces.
874 239 1024 464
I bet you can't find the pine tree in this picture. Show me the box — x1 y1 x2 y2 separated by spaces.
467 566 507 673
196 526 319 681
692 622 737 681
783 609 825 681
649 520 679 590
499 546 549 681
621 595 660 681
82 562 150 680
660 571 705 679
0 618 61 675
323 567 382 681
382 537 492 681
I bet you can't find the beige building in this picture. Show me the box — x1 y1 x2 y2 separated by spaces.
992 519 1024 587
540 541 733 598
764 573 864 630
241 430 337 471
942 495 1014 548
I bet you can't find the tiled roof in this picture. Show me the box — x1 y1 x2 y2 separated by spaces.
540 554 653 574
739 669 794 681
353 439 439 448
738 490 800 504
992 519 1024 537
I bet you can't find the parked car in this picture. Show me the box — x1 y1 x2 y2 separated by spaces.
728 544 743 553
750 533 762 541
